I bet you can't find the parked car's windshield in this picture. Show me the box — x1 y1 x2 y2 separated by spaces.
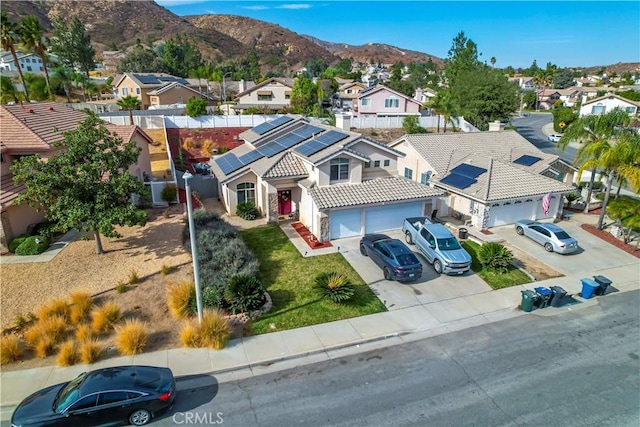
553 231 572 240
54 373 87 413
396 253 419 266
437 237 462 250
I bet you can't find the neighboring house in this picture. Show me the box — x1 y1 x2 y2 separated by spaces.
578 93 640 117
414 87 437 104
390 131 575 229
338 81 368 109
537 89 562 110
208 116 443 241
0 102 153 253
232 78 294 114
354 84 422 117
508 76 535 91
0 50 59 74
112 73 200 109
147 82 216 108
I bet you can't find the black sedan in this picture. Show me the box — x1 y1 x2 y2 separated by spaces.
360 234 423 282
11 365 176 427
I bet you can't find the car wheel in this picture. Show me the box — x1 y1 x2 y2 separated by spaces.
433 259 443 274
129 409 151 426
383 267 392 281
405 232 413 244
516 226 524 235
544 243 554 252
359 244 367 256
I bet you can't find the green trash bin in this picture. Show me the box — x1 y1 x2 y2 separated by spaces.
521 290 537 312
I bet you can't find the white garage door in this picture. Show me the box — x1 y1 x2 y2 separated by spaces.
365 202 423 233
486 201 536 228
330 209 362 239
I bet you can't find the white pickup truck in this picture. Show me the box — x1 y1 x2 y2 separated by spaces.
401 217 472 275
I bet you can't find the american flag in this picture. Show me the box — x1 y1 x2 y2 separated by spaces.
542 192 553 215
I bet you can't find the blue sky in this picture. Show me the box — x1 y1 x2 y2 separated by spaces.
155 1 639 69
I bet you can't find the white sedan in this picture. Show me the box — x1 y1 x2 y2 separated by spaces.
548 134 562 143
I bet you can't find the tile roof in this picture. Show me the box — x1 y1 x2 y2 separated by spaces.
1 173 26 211
308 176 443 210
356 84 422 105
582 93 640 107
235 77 294 98
113 73 190 88
263 152 308 179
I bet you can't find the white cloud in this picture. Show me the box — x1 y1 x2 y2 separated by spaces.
241 5 270 10
276 4 312 9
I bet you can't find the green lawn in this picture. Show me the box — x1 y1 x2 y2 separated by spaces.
463 241 531 290
240 225 386 335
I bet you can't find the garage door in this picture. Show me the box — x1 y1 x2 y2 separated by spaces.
365 202 423 233
330 209 362 239
486 201 536 228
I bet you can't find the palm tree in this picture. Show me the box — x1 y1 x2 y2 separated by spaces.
71 72 87 102
51 65 73 103
431 90 457 133
189 65 210 96
117 95 141 125
1 12 29 100
0 75 22 103
490 56 496 69
558 108 631 215
84 80 99 101
20 16 51 98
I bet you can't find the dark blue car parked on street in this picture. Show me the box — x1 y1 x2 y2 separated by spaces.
359 234 423 282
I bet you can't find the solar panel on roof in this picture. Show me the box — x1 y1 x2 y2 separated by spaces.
269 116 293 127
292 124 324 139
439 173 477 190
295 141 326 157
134 74 159 84
513 154 542 166
275 133 305 148
315 130 349 146
258 141 288 158
238 150 264 165
450 164 487 179
252 122 276 135
216 153 245 175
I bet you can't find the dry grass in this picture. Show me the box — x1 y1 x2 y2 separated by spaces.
34 335 55 358
69 291 93 325
202 139 213 157
56 340 78 366
79 340 103 364
167 281 195 320
36 298 70 321
198 309 230 350
0 334 22 364
128 270 140 285
179 323 200 348
91 301 123 333
75 324 93 343
114 320 148 356
182 137 196 150
39 315 68 343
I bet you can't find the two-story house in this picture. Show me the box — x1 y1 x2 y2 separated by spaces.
208 116 442 241
414 87 437 105
508 76 535 91
354 85 422 117
112 73 205 109
232 78 295 114
579 93 640 117
0 50 58 74
0 102 153 253
337 81 368 110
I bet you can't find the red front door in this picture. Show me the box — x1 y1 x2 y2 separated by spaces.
278 190 292 215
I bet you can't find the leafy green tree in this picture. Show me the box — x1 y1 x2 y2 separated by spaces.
304 59 327 78
334 58 353 77
444 31 481 85
607 198 640 244
186 97 208 117
162 34 202 78
245 48 261 81
551 107 577 132
616 89 640 102
1 12 29 100
20 16 51 97
522 91 537 110
23 73 49 101
50 17 95 77
0 76 22 103
118 42 165 73
290 75 317 114
116 95 141 125
553 68 575 89
403 115 426 134
386 79 415 97
11 115 147 254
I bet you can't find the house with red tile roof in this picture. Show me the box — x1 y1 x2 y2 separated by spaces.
0 102 153 253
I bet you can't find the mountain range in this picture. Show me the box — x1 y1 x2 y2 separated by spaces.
1 0 636 75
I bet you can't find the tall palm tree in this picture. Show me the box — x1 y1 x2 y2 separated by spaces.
431 90 457 133
558 108 631 214
1 12 29 100
0 75 22 103
20 16 51 98
189 64 210 96
51 65 73 103
117 95 141 125
70 72 87 102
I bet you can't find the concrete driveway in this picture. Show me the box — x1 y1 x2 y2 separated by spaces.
336 230 491 311
488 221 640 277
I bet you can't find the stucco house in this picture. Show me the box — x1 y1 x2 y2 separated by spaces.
0 102 153 253
208 116 442 241
147 82 215 108
390 131 576 229
414 87 437 104
112 73 203 109
578 93 640 117
232 78 294 114
337 81 368 109
354 84 422 117
0 50 58 74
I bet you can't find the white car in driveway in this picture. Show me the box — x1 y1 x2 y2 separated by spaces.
548 134 562 143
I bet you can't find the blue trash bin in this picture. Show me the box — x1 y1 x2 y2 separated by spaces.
580 278 599 299
534 287 553 308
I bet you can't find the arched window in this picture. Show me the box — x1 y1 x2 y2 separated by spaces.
330 158 349 181
237 183 255 205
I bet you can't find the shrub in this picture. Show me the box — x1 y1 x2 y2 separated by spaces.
15 235 49 255
91 301 122 333
160 264 175 275
36 298 70 321
128 269 140 285
224 275 266 314
14 314 28 329
56 340 78 366
69 291 93 325
38 315 68 343
198 309 230 350
202 139 214 157
167 281 196 319
116 282 127 293
180 323 200 348
182 137 195 150
8 235 29 253
79 340 102 364
565 192 580 208
477 242 514 273
0 334 22 364
161 184 178 204
114 320 148 356
314 272 355 303
34 335 55 358
75 324 93 343
236 202 259 220
200 285 226 310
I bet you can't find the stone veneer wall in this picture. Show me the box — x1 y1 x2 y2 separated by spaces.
319 213 329 242
267 193 279 223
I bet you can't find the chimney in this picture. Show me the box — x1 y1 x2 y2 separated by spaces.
335 113 351 131
488 121 505 132
238 79 245 93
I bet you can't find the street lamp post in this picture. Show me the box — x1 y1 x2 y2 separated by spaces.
182 171 203 323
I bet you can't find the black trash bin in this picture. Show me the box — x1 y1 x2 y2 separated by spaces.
550 286 567 307
458 228 468 239
534 287 552 308
593 275 612 296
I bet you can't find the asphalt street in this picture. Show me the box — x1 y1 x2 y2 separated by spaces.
151 290 640 427
509 112 578 164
